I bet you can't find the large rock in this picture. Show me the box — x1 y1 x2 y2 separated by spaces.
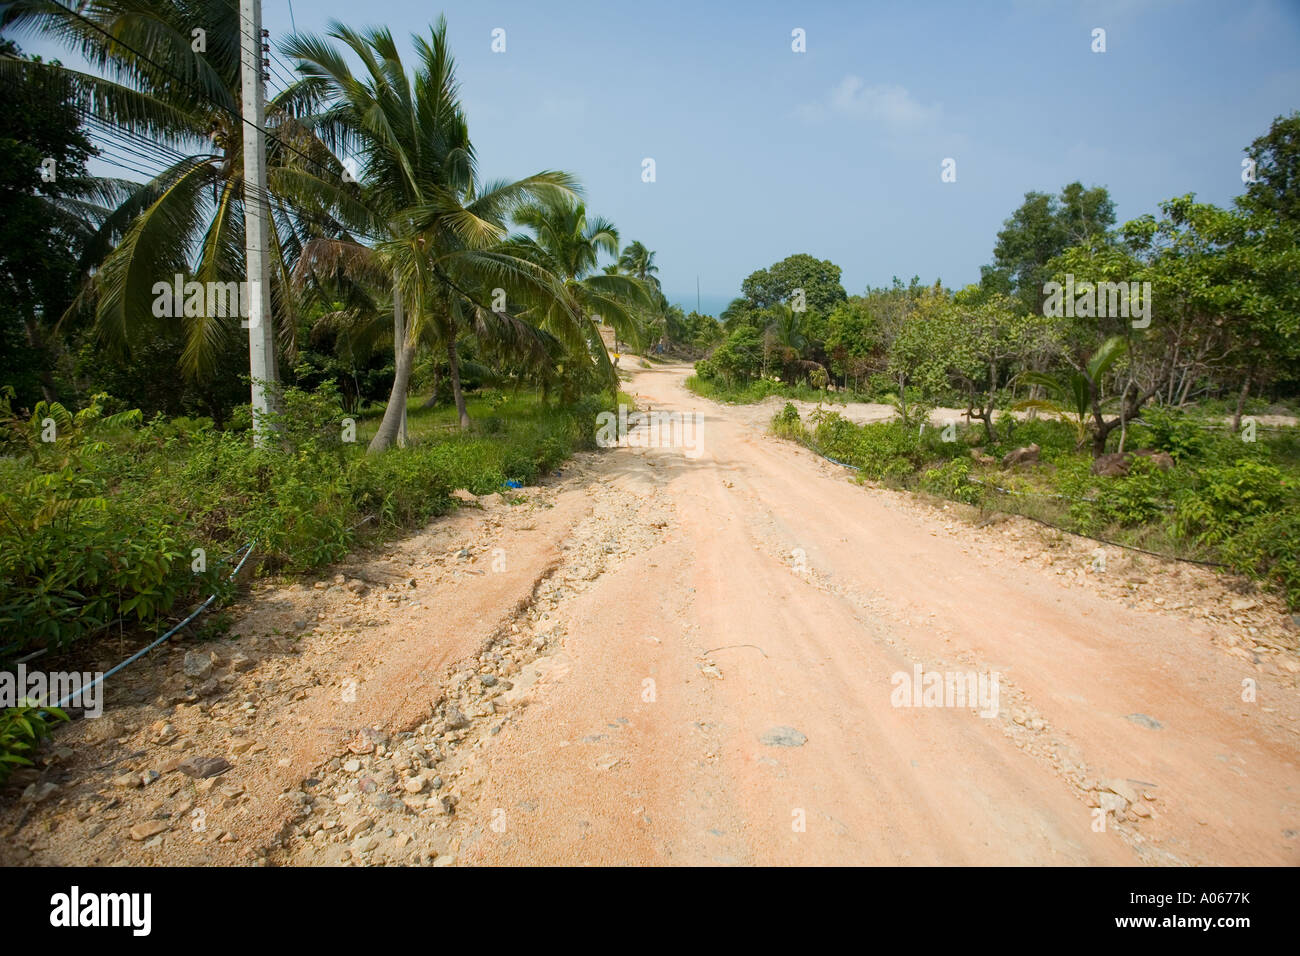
178 755 231 779
1092 449 1175 477
1092 452 1130 477
130 820 169 841
1133 448 1175 470
182 650 214 679
1001 443 1040 467
760 726 807 747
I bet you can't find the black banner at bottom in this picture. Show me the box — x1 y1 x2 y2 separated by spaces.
8 865 1284 942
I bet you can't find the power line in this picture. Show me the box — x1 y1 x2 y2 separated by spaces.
8 8 386 245
232 15 296 93
45 1 354 194
55 98 380 247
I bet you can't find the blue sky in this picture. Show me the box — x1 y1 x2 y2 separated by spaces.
17 0 1300 315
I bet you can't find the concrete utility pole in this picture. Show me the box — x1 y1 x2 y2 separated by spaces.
240 0 278 444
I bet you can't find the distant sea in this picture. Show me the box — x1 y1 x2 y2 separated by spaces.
665 291 731 319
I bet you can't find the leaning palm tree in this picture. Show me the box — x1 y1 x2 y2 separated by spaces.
507 196 651 385
618 239 675 350
280 19 580 445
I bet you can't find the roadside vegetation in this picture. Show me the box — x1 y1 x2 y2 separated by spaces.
0 0 679 729
696 117 1300 607
0 384 606 665
770 402 1299 610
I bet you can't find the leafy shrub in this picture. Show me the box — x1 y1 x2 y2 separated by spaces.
1097 456 1175 527
697 326 763 385
920 457 982 504
812 414 922 482
771 403 804 441
0 395 225 659
1221 507 1300 609
1174 460 1286 544
0 386 606 665
348 446 453 528
0 705 68 784
999 416 1076 458
263 381 352 459
1141 406 1206 461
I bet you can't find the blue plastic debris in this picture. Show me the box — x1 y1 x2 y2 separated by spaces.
504 480 522 489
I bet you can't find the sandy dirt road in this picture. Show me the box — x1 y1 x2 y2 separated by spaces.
416 364 1298 866
6 362 1297 867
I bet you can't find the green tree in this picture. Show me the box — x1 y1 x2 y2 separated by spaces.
1 0 312 386
980 182 1115 314
823 298 879 391
1241 111 1300 225
617 241 660 289
0 40 124 408
741 253 847 315
701 325 763 385
761 302 814 382
884 281 949 426
1122 195 1300 428
283 19 580 443
937 289 1060 443
508 195 651 391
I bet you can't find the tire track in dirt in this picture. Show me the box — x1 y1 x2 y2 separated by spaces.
7 363 1297 866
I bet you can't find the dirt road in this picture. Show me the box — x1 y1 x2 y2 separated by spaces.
7 362 1298 866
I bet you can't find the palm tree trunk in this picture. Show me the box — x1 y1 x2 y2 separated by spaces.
367 275 412 454
447 336 470 429
368 340 415 453
422 366 441 409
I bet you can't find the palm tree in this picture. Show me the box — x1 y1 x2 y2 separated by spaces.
618 240 675 351
762 302 812 382
0 0 325 384
720 296 752 331
281 19 579 446
618 240 660 290
1013 335 1128 453
508 196 651 386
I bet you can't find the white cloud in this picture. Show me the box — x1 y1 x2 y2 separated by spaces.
799 75 941 130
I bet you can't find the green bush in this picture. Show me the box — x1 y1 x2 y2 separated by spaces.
696 326 763 385
920 457 982 504
1141 407 1206 461
999 416 1077 458
812 414 922 481
1221 508 1300 610
0 704 68 784
0 386 606 666
1174 460 1287 544
1099 456 1175 527
760 391 1298 608
771 402 805 441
